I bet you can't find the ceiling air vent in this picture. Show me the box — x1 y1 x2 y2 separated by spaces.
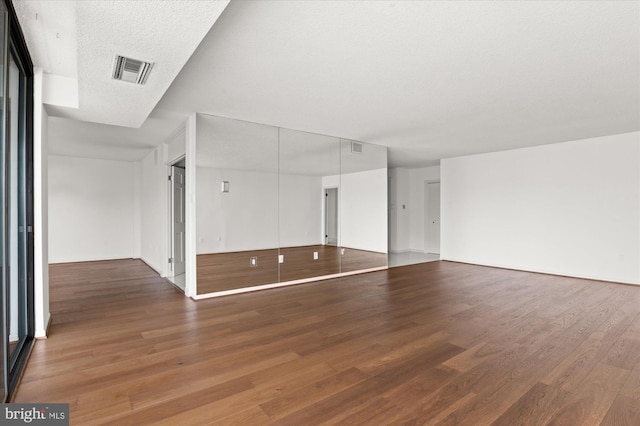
351 142 363 153
112 55 153 85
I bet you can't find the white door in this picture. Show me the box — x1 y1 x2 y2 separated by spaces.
425 182 440 254
171 166 186 280
325 188 338 245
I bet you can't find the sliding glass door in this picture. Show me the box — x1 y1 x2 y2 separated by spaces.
0 4 6 402
1 0 34 402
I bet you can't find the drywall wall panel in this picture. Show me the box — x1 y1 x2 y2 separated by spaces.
167 129 186 164
441 132 640 284
139 148 165 272
34 68 50 337
389 167 411 253
409 166 441 252
48 155 134 263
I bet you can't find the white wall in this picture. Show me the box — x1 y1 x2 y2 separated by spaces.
388 167 410 252
132 162 141 259
139 148 166 272
197 168 322 253
167 129 186 164
341 168 388 253
409 166 441 252
42 73 78 109
34 68 50 337
442 132 640 285
138 129 187 274
388 166 441 253
48 155 135 263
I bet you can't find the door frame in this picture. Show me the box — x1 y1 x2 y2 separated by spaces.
166 156 186 292
424 180 441 255
323 187 339 246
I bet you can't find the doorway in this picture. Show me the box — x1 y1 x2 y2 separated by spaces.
425 181 441 255
324 187 338 246
168 159 186 291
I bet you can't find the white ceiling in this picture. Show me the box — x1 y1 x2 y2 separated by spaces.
16 0 640 167
14 0 229 127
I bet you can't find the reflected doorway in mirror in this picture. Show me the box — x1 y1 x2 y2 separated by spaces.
325 187 338 246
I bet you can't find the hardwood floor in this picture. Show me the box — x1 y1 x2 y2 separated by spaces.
14 259 640 425
197 245 387 294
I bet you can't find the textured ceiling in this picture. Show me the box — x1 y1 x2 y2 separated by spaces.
15 0 229 128
157 0 639 167
12 1 77 78
17 0 640 166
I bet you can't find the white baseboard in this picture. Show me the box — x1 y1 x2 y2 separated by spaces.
35 313 52 339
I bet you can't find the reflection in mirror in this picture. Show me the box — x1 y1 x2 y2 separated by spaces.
196 114 279 294
339 139 388 272
278 129 340 282
194 114 388 296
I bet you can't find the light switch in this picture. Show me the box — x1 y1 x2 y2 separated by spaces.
278 254 284 264
250 257 257 267
313 251 318 260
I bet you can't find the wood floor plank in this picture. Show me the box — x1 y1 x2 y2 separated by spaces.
105 376 256 426
491 381 568 426
12 258 640 425
601 364 640 425
603 330 640 370
546 362 630 425
329 396 403 425
540 332 605 392
259 367 370 420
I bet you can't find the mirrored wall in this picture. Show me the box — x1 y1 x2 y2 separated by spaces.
195 114 387 295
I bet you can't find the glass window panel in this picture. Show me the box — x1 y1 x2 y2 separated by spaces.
0 7 6 402
0 4 34 402
7 53 29 367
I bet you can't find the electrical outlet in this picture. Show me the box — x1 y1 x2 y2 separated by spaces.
341 248 345 255
278 255 284 264
250 257 257 267
313 251 318 260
